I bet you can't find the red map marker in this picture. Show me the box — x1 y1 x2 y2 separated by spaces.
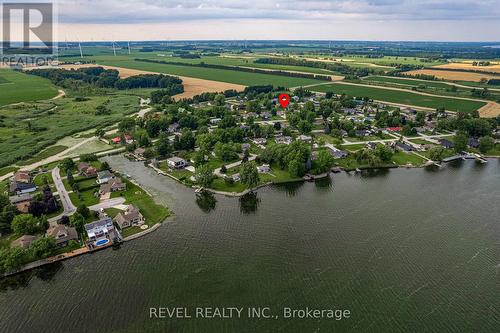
279 93 290 108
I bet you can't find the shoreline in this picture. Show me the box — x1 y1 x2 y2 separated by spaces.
1 155 496 278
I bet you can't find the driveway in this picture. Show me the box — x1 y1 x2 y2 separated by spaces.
89 197 126 211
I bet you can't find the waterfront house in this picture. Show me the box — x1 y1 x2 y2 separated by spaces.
84 217 120 250
468 137 480 149
13 170 31 183
133 147 146 158
9 181 36 195
275 136 293 145
11 235 39 249
9 194 33 213
46 224 78 247
97 170 115 184
167 157 187 169
99 178 126 197
257 164 271 173
439 139 454 149
114 205 144 230
252 138 267 145
167 123 180 133
297 135 312 142
241 143 251 151
331 150 348 159
396 142 413 152
355 129 370 137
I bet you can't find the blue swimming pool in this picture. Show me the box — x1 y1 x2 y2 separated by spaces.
95 238 110 247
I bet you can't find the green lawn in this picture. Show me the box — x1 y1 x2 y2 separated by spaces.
112 178 170 227
391 151 426 166
311 82 486 113
0 69 59 106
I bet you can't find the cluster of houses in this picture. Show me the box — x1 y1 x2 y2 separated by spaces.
8 171 38 214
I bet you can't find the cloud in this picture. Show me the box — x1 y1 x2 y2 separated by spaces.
57 0 500 24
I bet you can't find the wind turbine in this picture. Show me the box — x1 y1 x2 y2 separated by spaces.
112 41 117 56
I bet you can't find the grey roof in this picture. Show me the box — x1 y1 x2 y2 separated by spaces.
97 170 113 179
85 217 113 232
9 181 36 193
167 156 186 163
9 193 33 204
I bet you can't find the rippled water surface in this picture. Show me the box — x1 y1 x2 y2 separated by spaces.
0 157 498 332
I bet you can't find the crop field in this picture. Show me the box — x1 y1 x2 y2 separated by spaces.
0 69 59 105
362 76 454 89
404 69 499 82
79 55 327 87
361 76 500 100
311 82 486 112
296 54 445 67
0 93 140 167
433 62 500 74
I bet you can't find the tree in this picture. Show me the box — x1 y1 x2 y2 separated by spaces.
11 214 47 235
428 146 444 161
314 150 334 173
60 158 75 172
70 213 86 236
76 204 90 219
59 215 70 225
288 158 305 177
118 118 136 132
240 161 260 188
454 132 468 153
155 133 172 157
479 136 494 153
375 145 394 162
29 237 56 259
100 161 110 171
195 164 214 188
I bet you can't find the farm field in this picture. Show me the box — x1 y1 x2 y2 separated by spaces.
433 62 500 73
362 76 455 89
310 82 486 112
404 69 499 82
0 93 140 168
82 56 324 88
0 69 59 106
295 54 445 67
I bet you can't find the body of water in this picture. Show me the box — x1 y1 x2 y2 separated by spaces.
0 157 498 332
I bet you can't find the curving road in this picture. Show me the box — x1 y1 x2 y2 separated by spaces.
48 167 76 224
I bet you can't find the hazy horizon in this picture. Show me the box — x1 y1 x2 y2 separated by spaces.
2 0 500 42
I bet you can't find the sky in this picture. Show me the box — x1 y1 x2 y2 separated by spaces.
4 0 500 42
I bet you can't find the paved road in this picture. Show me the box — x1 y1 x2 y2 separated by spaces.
89 197 126 211
48 167 76 224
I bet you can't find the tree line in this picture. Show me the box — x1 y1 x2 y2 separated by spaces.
134 58 332 81
29 67 184 91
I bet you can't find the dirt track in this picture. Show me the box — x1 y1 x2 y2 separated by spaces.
58 64 246 100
